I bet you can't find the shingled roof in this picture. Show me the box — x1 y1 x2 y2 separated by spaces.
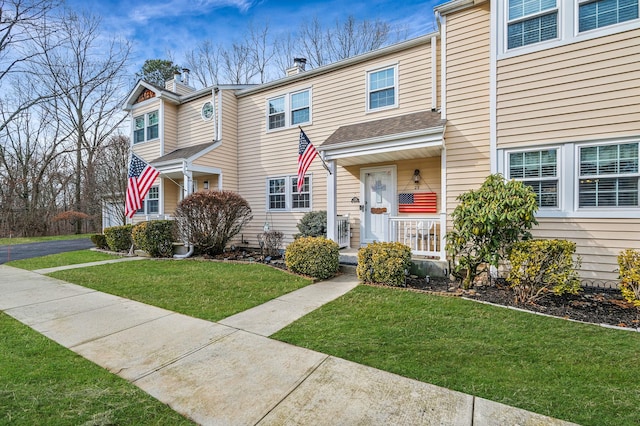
152 141 216 164
321 110 445 147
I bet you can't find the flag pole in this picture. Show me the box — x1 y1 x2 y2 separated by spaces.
299 126 331 175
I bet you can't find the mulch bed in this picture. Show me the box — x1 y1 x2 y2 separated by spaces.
403 275 640 331
212 249 640 331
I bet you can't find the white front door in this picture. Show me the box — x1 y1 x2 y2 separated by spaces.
361 166 396 245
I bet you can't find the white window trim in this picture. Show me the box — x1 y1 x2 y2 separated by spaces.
497 0 640 59
506 0 560 51
137 185 160 215
201 101 214 121
573 139 639 213
266 87 312 132
504 146 563 211
575 0 640 34
133 110 159 145
366 63 399 113
265 174 313 212
498 137 640 218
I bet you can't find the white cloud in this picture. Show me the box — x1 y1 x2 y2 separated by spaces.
129 0 254 24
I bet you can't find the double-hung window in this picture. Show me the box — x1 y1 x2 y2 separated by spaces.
267 89 311 130
137 186 159 214
578 142 639 207
133 110 159 144
508 148 559 208
267 176 311 211
578 0 639 32
367 65 397 111
507 0 558 49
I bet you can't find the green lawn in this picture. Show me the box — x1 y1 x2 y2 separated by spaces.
6 250 119 270
0 312 194 425
272 285 640 426
0 234 93 245
49 260 312 322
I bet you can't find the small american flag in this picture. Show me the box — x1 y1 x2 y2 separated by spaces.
297 129 317 192
125 153 159 218
398 192 437 213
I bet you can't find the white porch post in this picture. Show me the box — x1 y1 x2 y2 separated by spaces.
326 159 337 242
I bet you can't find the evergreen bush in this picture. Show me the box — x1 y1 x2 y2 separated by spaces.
90 234 108 250
618 249 640 308
357 242 412 287
285 236 339 279
446 174 538 289
295 210 327 238
508 239 581 304
132 220 175 258
104 225 133 252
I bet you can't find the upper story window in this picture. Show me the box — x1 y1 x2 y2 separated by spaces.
578 142 639 207
133 111 159 144
507 0 558 49
267 88 311 131
578 0 639 32
367 65 397 111
508 148 559 208
201 101 214 121
266 175 311 211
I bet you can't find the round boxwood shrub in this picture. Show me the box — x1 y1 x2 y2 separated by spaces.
285 236 339 280
104 224 133 252
91 233 109 250
132 220 175 258
357 242 412 287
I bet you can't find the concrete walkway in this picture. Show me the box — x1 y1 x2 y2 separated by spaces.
1 262 578 426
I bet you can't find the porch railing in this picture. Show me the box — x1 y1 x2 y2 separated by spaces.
388 214 446 259
337 214 351 249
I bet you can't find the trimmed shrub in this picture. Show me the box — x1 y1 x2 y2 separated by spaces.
91 234 108 250
285 236 339 280
174 190 253 256
104 225 133 252
132 220 175 258
446 174 538 289
508 239 581 304
357 242 412 287
262 230 283 257
618 249 640 308
295 210 327 238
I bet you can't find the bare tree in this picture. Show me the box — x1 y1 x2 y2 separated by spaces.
326 16 390 62
95 134 129 225
184 40 222 88
221 42 255 85
35 11 131 233
246 22 275 84
0 0 60 134
297 17 327 68
0 97 71 236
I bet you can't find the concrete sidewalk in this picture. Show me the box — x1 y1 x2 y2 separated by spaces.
1 264 578 425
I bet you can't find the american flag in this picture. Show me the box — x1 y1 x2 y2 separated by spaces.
398 192 437 213
125 153 159 218
297 129 317 192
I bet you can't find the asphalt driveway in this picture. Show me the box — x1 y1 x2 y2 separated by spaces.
0 239 94 264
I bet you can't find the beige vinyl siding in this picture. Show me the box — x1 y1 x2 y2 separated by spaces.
131 100 162 162
237 40 436 245
163 102 178 154
496 28 640 147
132 141 161 164
443 4 491 215
177 96 215 148
163 179 180 215
192 90 239 191
173 82 194 96
496 28 640 282
533 218 640 283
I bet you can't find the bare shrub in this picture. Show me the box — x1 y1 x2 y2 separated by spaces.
174 191 253 256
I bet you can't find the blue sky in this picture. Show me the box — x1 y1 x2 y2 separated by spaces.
65 0 444 74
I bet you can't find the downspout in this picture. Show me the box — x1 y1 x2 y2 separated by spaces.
173 244 194 259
